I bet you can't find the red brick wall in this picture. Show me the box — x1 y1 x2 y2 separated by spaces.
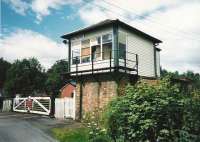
60 84 75 98
75 80 118 119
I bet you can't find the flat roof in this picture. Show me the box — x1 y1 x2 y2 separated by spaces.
61 19 162 43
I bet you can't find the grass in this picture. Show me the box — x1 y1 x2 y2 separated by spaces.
52 127 89 142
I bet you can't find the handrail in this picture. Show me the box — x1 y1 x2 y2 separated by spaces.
69 50 138 75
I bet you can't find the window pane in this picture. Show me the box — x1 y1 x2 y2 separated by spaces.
72 49 80 64
92 45 101 61
81 39 90 63
82 56 90 63
102 34 112 43
81 47 90 63
119 43 126 59
81 39 90 48
118 32 126 59
91 36 101 46
71 40 80 47
102 43 112 60
118 32 126 44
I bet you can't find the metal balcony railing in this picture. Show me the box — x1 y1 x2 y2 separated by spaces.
66 50 138 76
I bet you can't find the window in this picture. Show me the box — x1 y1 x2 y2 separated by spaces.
102 34 112 43
102 33 112 60
81 39 90 63
91 36 101 61
118 32 126 59
72 49 80 64
91 36 101 46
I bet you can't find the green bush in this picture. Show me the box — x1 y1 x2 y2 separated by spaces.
82 108 111 142
107 77 200 142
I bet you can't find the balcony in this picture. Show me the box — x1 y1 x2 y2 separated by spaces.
64 50 138 77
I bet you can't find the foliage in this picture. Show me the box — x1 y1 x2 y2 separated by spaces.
4 58 46 97
52 127 89 142
0 58 11 90
107 77 200 142
45 59 68 97
83 108 111 142
161 68 200 90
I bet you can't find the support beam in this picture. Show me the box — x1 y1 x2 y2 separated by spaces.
113 23 119 69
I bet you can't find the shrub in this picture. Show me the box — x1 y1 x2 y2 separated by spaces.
107 77 200 142
82 108 111 142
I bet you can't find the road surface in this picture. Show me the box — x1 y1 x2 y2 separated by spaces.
0 112 72 142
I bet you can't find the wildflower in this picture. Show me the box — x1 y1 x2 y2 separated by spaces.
101 128 106 132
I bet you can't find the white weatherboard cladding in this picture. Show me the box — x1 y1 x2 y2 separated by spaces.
84 27 112 39
119 27 155 77
156 51 160 77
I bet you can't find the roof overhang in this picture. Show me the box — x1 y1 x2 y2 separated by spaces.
61 19 162 44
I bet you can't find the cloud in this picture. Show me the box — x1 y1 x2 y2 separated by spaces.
3 0 29 15
31 0 82 22
3 0 82 23
77 0 200 73
0 29 67 69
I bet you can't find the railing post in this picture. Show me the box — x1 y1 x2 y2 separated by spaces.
110 50 112 72
124 51 127 73
76 57 78 76
136 54 138 75
92 54 94 74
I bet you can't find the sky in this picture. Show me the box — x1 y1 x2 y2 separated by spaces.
0 0 200 73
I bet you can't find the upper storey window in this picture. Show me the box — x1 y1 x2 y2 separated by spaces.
81 39 90 63
71 40 80 64
118 32 126 59
102 33 112 60
91 36 101 61
102 34 112 43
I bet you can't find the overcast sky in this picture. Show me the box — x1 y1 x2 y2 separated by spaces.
1 0 200 73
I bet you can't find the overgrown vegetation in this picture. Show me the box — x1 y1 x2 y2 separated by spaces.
52 127 89 142
107 77 200 142
83 109 111 142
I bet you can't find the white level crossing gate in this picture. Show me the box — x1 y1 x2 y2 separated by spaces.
13 96 51 115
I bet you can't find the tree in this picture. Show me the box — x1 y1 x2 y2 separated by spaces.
0 58 11 91
45 59 68 116
4 58 46 97
45 59 68 97
161 68 200 90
